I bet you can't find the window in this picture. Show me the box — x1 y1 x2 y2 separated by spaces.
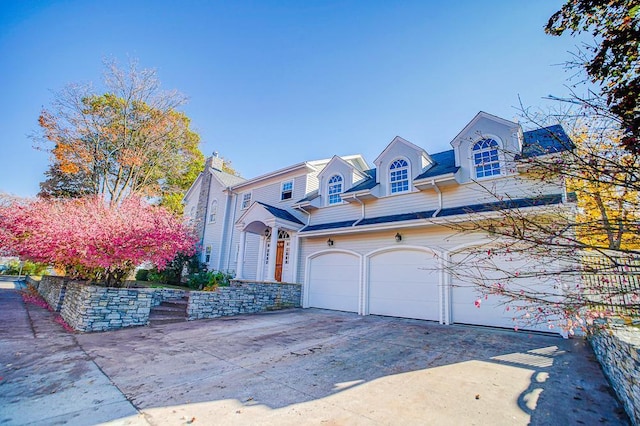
473 139 501 178
209 200 218 223
241 192 252 209
327 175 343 205
389 159 409 194
281 181 293 200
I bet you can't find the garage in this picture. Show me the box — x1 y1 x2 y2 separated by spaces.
449 249 557 331
367 248 440 321
307 251 360 313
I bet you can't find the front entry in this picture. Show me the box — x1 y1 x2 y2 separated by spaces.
275 240 285 282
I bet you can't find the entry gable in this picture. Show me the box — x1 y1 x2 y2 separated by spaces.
235 201 304 234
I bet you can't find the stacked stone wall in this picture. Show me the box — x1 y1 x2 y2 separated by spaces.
37 276 68 312
151 288 189 306
590 326 640 425
60 282 153 332
188 281 301 320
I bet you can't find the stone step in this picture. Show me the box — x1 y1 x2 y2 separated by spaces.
149 298 189 324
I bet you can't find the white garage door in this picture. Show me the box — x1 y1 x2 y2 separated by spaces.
450 249 558 332
307 252 360 313
368 249 440 321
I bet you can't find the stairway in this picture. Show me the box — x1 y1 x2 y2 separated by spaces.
149 297 189 325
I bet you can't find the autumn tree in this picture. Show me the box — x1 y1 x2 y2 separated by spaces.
546 0 640 152
0 196 196 287
34 59 204 211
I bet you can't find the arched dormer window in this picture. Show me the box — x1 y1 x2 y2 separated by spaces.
209 199 218 223
472 139 501 178
327 175 343 205
389 159 410 194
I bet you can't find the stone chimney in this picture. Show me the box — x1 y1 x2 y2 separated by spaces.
209 151 224 172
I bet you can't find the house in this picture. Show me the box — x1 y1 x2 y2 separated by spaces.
183 112 572 332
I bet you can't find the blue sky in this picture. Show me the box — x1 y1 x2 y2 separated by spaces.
0 1 586 198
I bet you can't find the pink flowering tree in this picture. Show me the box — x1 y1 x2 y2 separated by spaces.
0 196 196 287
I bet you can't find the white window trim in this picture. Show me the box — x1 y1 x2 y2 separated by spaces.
326 173 344 206
470 135 504 180
241 192 252 210
280 180 294 201
388 157 411 195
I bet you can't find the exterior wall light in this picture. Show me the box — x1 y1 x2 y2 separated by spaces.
395 233 402 242
327 238 334 246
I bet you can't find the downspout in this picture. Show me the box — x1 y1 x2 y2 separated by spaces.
216 187 231 271
292 205 311 284
351 195 366 226
226 191 239 273
431 180 442 217
294 204 312 228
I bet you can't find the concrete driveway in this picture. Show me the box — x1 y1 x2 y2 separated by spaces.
0 283 629 425
79 309 628 425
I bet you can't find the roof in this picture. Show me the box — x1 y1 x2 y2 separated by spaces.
521 125 573 158
302 220 358 232
343 169 377 194
437 193 564 217
357 209 437 226
256 202 304 225
300 193 565 233
415 150 459 180
295 189 319 204
212 168 246 187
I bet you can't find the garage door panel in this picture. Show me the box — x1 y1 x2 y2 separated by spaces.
369 249 440 321
450 250 558 332
308 252 359 313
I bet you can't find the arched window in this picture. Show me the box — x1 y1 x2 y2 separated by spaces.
328 175 343 205
209 200 218 223
389 159 409 194
473 139 501 178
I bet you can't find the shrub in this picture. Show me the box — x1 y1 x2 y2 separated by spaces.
0 196 196 287
135 269 150 281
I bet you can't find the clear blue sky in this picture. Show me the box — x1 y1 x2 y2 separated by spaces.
0 0 586 198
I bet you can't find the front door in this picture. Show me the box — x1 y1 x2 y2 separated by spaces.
275 240 285 282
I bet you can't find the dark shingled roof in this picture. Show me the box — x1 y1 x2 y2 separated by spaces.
521 125 573 158
343 169 378 194
256 202 304 225
299 194 566 233
437 194 564 217
415 150 459 180
295 189 319 204
302 220 358 232
357 210 437 226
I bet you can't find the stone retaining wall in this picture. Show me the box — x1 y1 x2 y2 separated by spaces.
60 282 153 332
590 325 640 425
37 276 68 312
151 288 189 306
188 280 301 320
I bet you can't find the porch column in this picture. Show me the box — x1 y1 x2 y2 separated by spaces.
266 225 279 281
236 231 247 279
291 234 300 283
256 235 266 281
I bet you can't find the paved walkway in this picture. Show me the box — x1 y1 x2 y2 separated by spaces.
0 279 138 425
0 279 630 425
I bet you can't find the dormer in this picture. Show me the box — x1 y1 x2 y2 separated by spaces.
450 112 523 183
373 136 433 197
317 155 370 206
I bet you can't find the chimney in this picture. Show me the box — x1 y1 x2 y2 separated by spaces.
208 151 224 172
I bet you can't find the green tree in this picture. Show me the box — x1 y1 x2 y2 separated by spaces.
34 59 204 210
546 0 640 152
